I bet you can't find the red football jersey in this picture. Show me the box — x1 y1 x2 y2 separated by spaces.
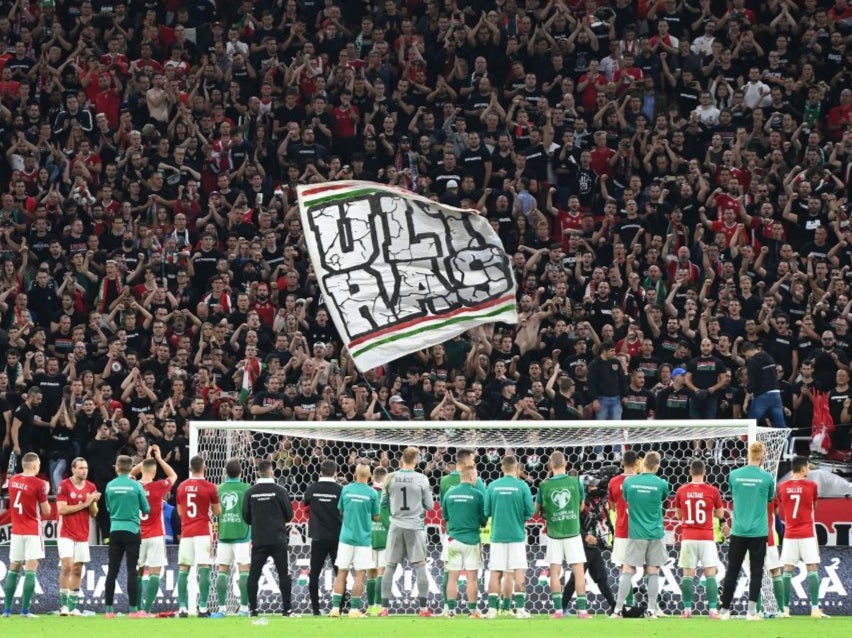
777 478 819 539
767 501 777 547
141 478 174 539
8 474 48 535
675 482 723 541
608 473 631 539
56 478 97 541
176 478 220 537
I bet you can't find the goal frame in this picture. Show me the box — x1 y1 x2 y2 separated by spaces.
189 419 761 458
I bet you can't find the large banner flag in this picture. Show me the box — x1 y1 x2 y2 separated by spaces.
297 182 518 371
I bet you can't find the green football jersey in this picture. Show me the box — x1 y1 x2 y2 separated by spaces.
485 475 534 543
339 481 380 547
371 484 390 550
623 473 669 540
729 465 775 538
218 479 250 542
442 483 487 545
536 473 584 539
105 475 149 534
440 470 487 502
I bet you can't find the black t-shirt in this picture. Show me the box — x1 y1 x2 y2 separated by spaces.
686 356 725 390
12 402 37 450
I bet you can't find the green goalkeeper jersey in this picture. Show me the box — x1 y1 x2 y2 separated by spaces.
536 473 584 539
485 475 534 543
370 483 390 550
339 481 380 547
442 482 487 545
440 470 486 502
217 478 251 542
623 472 669 540
729 465 775 538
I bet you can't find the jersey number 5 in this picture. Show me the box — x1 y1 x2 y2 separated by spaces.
185 493 197 518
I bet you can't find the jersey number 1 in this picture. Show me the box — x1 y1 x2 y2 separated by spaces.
399 486 409 511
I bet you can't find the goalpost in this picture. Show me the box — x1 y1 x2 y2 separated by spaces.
188 419 789 616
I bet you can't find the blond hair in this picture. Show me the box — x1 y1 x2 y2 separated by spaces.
748 441 765 462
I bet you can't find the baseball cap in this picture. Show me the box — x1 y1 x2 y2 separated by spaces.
671 367 686 379
389 395 405 405
446 179 458 189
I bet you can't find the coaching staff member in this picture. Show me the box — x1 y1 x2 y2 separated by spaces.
243 460 294 616
304 459 342 615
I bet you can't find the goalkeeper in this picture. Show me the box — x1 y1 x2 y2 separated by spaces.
379 447 434 616
213 459 251 617
535 451 589 619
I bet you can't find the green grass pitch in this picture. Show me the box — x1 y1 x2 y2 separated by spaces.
1 614 851 638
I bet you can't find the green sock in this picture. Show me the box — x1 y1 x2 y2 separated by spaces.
501 597 512 610
756 594 763 614
706 576 719 609
129 604 138 613
216 572 229 607
772 575 785 609
442 572 449 607
513 593 525 610
145 574 160 613
105 604 114 613
68 590 79 612
467 601 476 612
681 577 694 609
626 584 635 607
487 594 498 610
552 593 562 611
332 593 342 609
576 594 587 611
239 572 249 606
198 566 211 611
783 572 793 609
375 576 382 607
21 571 36 610
178 570 189 609
3 570 18 610
60 589 69 608
807 571 820 607
448 599 457 611
366 579 376 606
137 575 144 608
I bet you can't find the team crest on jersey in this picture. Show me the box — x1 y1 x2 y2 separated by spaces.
222 492 239 511
70 492 77 499
551 489 572 509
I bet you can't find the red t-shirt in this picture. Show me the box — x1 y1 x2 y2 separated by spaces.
767 501 777 547
675 482 723 541
8 474 48 535
608 472 631 539
776 478 818 539
709 220 742 248
141 478 175 539
176 478 220 538
57 478 97 541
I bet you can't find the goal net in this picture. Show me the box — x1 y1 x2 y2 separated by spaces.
189 419 789 616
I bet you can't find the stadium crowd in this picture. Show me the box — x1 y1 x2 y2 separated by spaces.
0 0 852 516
